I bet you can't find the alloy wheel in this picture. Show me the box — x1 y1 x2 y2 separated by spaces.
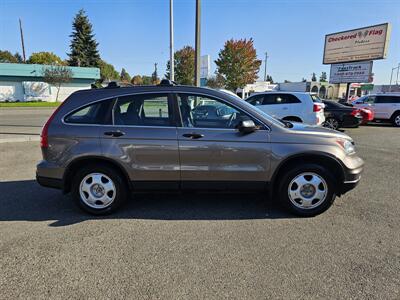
288 172 328 210
79 173 116 209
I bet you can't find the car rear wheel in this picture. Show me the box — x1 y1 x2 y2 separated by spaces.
391 112 400 127
278 164 336 217
323 117 339 130
72 164 127 215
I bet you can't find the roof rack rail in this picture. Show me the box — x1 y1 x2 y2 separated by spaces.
159 79 177 86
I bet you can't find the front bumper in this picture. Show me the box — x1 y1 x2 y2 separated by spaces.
339 161 363 195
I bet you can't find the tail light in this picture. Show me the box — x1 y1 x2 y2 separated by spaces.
313 103 322 112
40 103 65 148
351 108 360 116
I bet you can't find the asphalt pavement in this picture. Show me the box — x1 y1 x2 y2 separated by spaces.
0 110 399 299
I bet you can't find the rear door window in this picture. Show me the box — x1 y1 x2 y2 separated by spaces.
113 93 173 127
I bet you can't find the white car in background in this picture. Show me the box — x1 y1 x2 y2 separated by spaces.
245 92 325 125
352 93 400 127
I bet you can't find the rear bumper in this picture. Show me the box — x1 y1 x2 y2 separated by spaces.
36 174 63 190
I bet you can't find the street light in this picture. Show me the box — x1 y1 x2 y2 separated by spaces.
389 63 400 92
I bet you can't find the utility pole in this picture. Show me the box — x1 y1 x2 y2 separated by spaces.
169 0 174 81
194 0 201 87
264 52 268 81
389 63 400 92
19 18 26 62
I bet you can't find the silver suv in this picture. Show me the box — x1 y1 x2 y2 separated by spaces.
352 93 400 126
36 82 364 217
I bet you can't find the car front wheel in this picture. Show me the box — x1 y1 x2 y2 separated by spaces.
279 164 336 217
72 164 127 215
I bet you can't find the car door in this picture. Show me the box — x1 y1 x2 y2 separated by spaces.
175 92 271 189
374 96 395 119
372 96 391 119
100 93 180 189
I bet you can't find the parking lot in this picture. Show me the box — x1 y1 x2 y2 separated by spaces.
0 108 399 299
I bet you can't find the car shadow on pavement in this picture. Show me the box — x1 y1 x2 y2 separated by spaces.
0 180 295 227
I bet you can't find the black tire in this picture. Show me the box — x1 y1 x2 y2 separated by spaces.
72 164 128 215
278 164 337 217
391 112 400 127
323 117 340 130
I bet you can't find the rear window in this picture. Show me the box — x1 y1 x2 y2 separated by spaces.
311 95 322 103
64 100 113 124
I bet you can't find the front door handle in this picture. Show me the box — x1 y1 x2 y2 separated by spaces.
182 133 204 139
104 130 125 137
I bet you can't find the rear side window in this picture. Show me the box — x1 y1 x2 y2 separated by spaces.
376 96 400 104
64 100 113 124
247 95 263 105
113 93 172 126
262 94 301 105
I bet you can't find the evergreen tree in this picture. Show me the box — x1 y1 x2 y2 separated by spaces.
266 75 274 83
320 71 327 82
68 9 100 67
120 68 131 82
311 72 317 81
152 63 159 84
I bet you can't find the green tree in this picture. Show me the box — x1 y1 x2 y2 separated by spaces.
142 75 153 85
166 46 195 85
98 60 119 82
27 52 65 65
152 63 160 84
302 77 307 82
120 68 131 82
266 75 274 83
320 71 327 82
14 52 24 63
215 38 262 91
42 65 73 102
0 50 19 63
206 73 225 89
68 9 100 67
311 72 317 81
131 75 143 85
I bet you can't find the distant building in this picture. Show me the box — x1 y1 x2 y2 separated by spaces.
237 81 278 98
0 63 100 102
278 81 347 99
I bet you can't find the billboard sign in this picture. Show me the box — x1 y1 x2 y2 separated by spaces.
329 61 373 84
323 23 391 64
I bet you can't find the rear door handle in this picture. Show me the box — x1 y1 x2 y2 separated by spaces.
182 133 204 139
104 130 125 137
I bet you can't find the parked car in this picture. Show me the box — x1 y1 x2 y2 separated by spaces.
358 107 374 125
245 92 325 125
36 81 363 217
322 100 363 130
352 93 400 127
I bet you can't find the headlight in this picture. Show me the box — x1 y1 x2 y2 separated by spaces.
337 139 356 154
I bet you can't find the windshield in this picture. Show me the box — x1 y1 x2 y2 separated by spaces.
221 93 287 128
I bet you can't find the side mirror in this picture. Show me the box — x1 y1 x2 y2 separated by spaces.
237 120 257 134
